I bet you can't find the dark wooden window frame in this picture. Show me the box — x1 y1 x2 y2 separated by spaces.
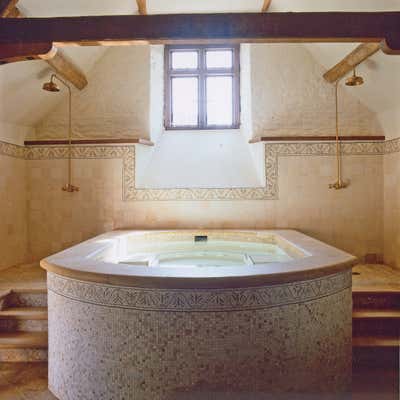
164 44 240 131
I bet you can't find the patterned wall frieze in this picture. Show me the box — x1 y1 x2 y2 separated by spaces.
0 139 394 200
47 270 351 312
384 136 400 154
0 141 25 159
21 140 388 201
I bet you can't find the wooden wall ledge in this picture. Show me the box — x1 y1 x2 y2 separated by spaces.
249 136 385 143
24 138 154 146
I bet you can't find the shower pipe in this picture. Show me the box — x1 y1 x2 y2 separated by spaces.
42 74 79 193
329 80 349 190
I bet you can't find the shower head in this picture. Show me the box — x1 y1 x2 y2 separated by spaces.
42 76 60 92
345 69 364 87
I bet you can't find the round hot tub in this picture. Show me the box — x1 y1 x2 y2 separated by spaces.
41 229 356 400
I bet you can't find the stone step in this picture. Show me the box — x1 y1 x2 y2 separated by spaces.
353 308 400 319
353 291 400 310
0 319 48 332
352 308 400 336
353 335 399 369
0 306 48 320
0 347 48 362
0 331 48 349
0 331 48 361
5 291 47 308
353 335 400 347
0 290 11 310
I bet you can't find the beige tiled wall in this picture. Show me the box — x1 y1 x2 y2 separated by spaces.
26 151 383 262
0 154 28 270
384 149 400 268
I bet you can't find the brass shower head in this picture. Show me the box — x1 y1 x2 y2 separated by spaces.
42 76 60 92
345 69 364 86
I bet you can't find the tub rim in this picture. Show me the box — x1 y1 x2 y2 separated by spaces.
40 229 357 289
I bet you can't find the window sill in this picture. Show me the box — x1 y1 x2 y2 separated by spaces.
164 127 241 134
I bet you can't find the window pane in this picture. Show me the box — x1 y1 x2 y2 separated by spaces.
206 76 233 126
171 51 198 69
171 77 198 126
206 50 233 69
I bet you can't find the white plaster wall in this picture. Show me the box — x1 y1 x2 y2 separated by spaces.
136 131 263 188
36 46 150 140
250 44 383 139
135 45 263 189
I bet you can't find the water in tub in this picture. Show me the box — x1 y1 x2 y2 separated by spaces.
119 237 293 267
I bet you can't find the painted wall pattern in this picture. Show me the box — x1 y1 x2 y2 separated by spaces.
1 138 396 201
0 139 387 201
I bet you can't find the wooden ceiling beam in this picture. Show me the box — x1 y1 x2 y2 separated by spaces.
0 42 54 64
42 49 88 90
1 7 88 90
261 0 272 12
136 0 147 15
0 0 18 17
5 5 21 17
0 13 399 53
323 43 381 83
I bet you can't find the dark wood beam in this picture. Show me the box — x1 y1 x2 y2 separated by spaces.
0 13 399 54
0 42 54 64
323 43 381 83
249 135 385 143
24 138 154 146
0 0 18 17
1 7 88 89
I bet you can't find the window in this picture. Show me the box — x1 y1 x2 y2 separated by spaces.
164 45 240 130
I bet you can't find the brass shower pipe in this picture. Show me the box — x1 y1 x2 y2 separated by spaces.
328 80 349 190
42 74 79 193
329 67 364 190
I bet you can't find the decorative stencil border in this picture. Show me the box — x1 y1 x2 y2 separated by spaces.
47 270 351 312
384 137 400 154
1 138 398 201
0 140 25 159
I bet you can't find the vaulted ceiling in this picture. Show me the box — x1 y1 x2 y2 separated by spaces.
0 0 399 141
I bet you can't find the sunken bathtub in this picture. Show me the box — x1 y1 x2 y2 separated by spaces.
41 230 356 400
